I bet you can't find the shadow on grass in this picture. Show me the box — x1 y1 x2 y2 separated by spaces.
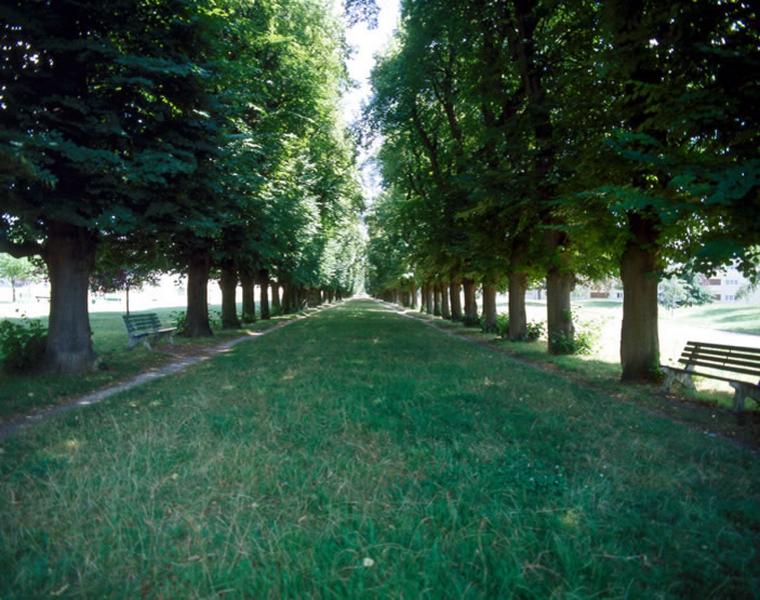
391 303 759 448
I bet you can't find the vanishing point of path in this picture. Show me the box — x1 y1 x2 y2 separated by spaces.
1 299 758 597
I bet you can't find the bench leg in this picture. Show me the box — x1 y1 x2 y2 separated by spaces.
729 382 760 413
142 338 152 351
661 367 694 393
729 382 746 413
127 337 137 350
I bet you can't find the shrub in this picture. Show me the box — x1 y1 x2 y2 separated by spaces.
524 321 544 342
462 315 481 328
497 316 544 342
494 314 509 337
0 318 47 373
170 310 187 334
171 310 222 333
549 316 601 355
549 331 577 355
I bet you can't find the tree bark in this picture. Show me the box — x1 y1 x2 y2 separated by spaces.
424 282 434 315
271 282 281 313
508 271 528 340
44 222 97 373
259 271 270 320
546 263 575 354
433 283 442 316
410 282 417 308
441 281 451 319
449 280 462 321
281 283 292 313
620 211 661 382
481 282 497 332
311 288 322 306
545 229 575 354
240 270 256 322
184 250 213 337
219 263 240 329
462 278 478 324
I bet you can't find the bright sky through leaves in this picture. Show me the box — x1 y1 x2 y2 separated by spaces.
342 0 400 201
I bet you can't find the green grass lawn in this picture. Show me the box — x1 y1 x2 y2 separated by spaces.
0 304 287 421
1 299 758 597
667 304 760 335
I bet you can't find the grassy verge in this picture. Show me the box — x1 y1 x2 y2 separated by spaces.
400 307 759 446
1 299 758 597
666 304 760 335
0 304 299 421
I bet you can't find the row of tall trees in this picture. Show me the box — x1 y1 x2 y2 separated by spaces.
1 0 364 373
365 0 759 381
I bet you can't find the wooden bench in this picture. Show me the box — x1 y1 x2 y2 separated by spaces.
122 313 176 350
662 341 760 412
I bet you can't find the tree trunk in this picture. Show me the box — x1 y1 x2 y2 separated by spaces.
545 229 574 354
125 284 130 316
296 285 305 310
441 281 451 319
11 281 16 303
271 282 281 313
44 222 97 373
462 278 478 324
449 280 462 321
420 283 428 312
424 282 434 315
410 282 417 309
546 270 575 354
482 282 497 332
259 271 270 320
508 271 528 340
184 250 213 337
281 283 291 313
219 263 240 329
620 211 661 382
240 271 256 322
433 283 442 316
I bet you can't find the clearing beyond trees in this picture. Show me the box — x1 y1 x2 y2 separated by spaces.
1 300 758 598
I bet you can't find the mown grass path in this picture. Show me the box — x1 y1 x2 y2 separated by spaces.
1 299 758 598
0 306 328 441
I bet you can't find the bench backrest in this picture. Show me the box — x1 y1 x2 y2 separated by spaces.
679 341 760 382
122 313 163 334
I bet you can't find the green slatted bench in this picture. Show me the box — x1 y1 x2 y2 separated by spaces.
662 341 760 412
122 313 176 350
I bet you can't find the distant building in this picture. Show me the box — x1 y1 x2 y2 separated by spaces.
700 267 759 304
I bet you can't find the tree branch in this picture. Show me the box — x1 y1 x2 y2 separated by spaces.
0 231 44 258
